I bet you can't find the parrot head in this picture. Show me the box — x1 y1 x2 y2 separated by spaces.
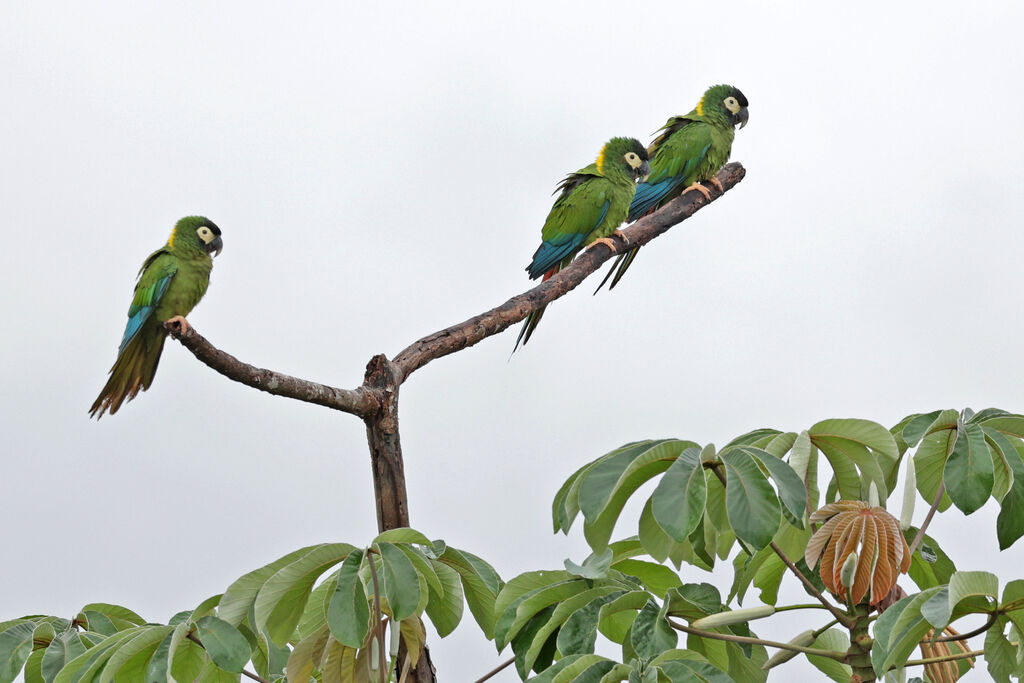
172 216 224 256
697 84 749 129
598 137 651 183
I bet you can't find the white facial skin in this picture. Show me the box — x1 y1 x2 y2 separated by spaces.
723 96 741 114
196 226 217 245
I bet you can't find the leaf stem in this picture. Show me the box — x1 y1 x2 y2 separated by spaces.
667 618 848 661
774 603 835 613
472 657 515 682
902 648 983 667
367 550 388 683
908 483 945 556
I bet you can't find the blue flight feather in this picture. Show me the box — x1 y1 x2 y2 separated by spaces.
526 200 611 279
117 274 173 353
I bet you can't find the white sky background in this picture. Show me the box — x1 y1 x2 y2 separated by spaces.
2 1 1023 680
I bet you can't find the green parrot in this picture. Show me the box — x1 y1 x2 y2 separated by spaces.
596 84 749 292
514 137 650 351
90 216 224 418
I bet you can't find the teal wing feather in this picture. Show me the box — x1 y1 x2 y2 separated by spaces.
527 172 612 279
119 250 178 353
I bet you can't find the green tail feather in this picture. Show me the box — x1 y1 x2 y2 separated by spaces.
594 247 641 294
89 329 166 419
512 305 548 354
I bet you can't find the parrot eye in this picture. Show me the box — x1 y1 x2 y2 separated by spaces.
623 152 642 169
196 226 215 243
723 96 741 114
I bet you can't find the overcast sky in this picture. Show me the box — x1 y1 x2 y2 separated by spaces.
3 1 1023 680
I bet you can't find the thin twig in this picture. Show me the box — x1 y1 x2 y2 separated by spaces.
668 618 847 661
908 484 945 556
902 648 983 667
472 657 515 683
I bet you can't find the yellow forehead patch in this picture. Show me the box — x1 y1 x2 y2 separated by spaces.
167 226 176 248
696 94 705 117
596 143 607 175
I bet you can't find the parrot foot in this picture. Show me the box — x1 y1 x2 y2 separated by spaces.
612 229 630 247
708 176 724 193
587 237 618 253
681 182 713 200
165 315 191 336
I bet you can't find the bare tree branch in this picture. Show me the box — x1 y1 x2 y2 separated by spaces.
165 319 379 417
391 161 746 382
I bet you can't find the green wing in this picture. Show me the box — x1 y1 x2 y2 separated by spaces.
527 172 612 279
118 250 178 353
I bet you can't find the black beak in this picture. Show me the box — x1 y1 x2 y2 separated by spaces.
735 106 749 129
208 236 224 257
637 160 651 182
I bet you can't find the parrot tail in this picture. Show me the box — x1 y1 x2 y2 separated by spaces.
512 268 558 353
593 246 641 294
89 330 167 419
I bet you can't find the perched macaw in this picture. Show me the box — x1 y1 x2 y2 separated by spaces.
514 137 650 351
596 84 749 292
90 216 224 418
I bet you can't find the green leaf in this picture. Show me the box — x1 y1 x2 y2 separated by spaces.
871 588 944 675
295 569 337 640
78 604 145 627
41 631 87 683
143 632 172 683
555 590 627 656
425 560 464 637
736 446 807 528
984 619 1021 683
253 543 356 645
219 545 322 627
630 601 676 660
807 628 852 683
437 547 502 639
285 624 328 683
996 439 1024 549
666 583 722 620
52 629 140 683
565 548 614 580
905 529 956 590
902 411 943 446
0 622 37 683
372 527 433 545
983 427 1018 502
97 625 173 683
920 571 998 628
720 450 781 550
650 448 707 542
811 418 899 495
495 578 589 649
944 420 994 514
511 606 557 678
611 560 682 597
579 440 696 549
980 414 1024 438
524 654 616 683
914 427 956 512
194 617 250 674
22 650 44 683
376 542 423 621
596 592 649 644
